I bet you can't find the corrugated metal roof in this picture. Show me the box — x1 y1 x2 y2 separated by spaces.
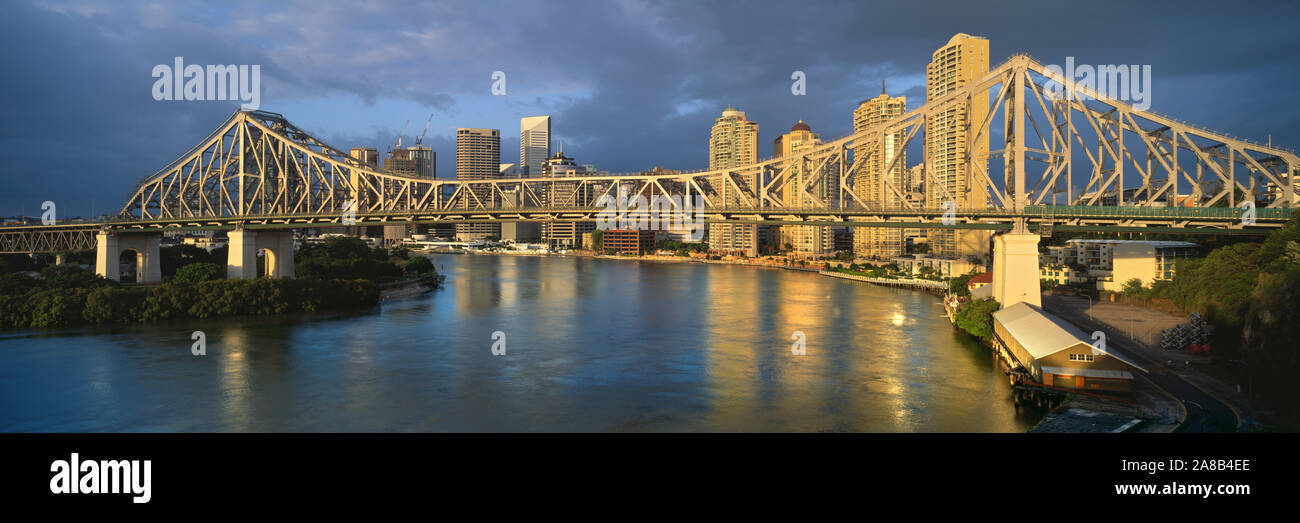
993 302 1097 359
993 302 1147 373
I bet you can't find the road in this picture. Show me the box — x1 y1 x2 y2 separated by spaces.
1041 301 1239 433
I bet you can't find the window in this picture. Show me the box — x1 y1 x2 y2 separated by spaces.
1069 353 1094 362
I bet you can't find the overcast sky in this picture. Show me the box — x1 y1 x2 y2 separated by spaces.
3 0 1299 217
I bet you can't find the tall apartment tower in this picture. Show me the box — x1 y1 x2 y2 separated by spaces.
773 120 834 256
852 85 908 260
926 33 990 262
708 107 759 257
455 128 501 241
519 116 551 177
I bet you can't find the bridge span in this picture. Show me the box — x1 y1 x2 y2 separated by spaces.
0 55 1296 286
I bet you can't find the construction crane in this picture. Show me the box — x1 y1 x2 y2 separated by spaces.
415 114 433 147
393 119 409 150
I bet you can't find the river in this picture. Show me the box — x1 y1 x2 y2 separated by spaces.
0 254 1041 432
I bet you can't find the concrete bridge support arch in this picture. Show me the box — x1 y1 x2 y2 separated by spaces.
991 220 1041 309
94 231 162 283
227 229 295 279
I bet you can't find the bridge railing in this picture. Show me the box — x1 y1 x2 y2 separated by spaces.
1027 204 1291 220
98 204 1293 224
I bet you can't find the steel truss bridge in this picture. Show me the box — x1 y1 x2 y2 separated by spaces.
1 54 1296 256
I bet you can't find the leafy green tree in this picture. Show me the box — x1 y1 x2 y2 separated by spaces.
1170 242 1261 328
25 289 89 327
949 273 973 297
159 244 225 277
405 256 434 275
1120 278 1145 296
173 262 224 283
296 237 404 281
83 287 138 324
954 298 1000 340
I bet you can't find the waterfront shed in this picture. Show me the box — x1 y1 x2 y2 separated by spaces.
991 302 1146 394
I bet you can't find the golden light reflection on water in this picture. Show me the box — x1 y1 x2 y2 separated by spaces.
3 254 1036 432
218 326 252 432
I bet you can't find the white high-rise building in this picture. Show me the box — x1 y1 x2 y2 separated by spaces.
520 116 551 177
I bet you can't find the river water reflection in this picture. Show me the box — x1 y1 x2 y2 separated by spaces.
0 254 1040 432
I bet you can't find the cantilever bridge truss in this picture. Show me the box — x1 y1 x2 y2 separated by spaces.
121 55 1297 226
1 55 1296 255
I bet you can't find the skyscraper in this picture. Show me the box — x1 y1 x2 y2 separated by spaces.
926 33 990 261
385 146 435 179
520 116 551 177
455 128 501 241
774 120 834 256
708 107 759 257
853 85 907 259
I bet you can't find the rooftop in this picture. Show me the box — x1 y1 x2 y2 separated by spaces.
992 302 1146 371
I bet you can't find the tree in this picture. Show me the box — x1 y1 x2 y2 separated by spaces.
39 266 108 289
954 298 1000 340
173 262 224 283
949 273 973 297
296 237 404 281
159 244 225 277
405 256 434 275
1120 278 1145 296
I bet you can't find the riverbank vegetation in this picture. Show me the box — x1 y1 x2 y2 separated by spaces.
953 297 1000 340
827 262 897 279
1109 215 1300 416
0 236 442 329
825 261 945 281
654 239 708 257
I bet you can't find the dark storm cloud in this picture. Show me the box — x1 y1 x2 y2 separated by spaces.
3 0 1298 216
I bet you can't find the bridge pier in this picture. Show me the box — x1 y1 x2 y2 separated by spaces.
991 220 1041 309
95 232 162 283
227 229 295 279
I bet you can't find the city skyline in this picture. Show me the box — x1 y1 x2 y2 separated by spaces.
5 0 1300 217
4 2 1300 508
